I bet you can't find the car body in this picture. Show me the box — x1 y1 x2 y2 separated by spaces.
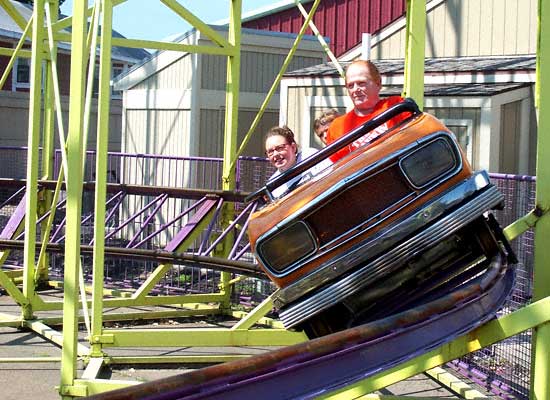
247 99 511 338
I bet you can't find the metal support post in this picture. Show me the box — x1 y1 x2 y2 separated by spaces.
59 0 88 396
90 0 113 359
22 0 46 319
403 0 426 109
530 0 550 397
218 0 242 311
37 0 59 284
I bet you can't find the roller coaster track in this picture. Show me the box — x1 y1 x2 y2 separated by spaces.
87 254 514 400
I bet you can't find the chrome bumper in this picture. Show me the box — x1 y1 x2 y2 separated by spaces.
276 171 503 329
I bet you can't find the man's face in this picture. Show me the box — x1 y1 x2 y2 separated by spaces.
345 64 381 115
265 135 297 172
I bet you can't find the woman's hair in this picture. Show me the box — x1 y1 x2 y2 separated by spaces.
313 108 341 131
265 125 297 146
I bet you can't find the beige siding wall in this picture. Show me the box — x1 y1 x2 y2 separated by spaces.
285 86 312 140
198 109 223 157
123 109 190 159
498 101 522 173
0 91 122 179
198 108 279 158
201 52 323 92
372 0 537 59
133 54 194 90
0 91 30 148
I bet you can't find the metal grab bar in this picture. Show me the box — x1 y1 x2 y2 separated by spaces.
246 97 421 202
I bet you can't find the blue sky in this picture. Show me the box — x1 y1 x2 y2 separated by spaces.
61 1 279 41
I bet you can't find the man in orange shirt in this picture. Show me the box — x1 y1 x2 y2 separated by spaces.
326 60 407 163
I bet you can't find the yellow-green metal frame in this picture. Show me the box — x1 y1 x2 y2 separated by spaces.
402 0 426 109
0 0 549 398
530 0 550 398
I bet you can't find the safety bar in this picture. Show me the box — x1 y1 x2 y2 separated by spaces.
246 97 421 203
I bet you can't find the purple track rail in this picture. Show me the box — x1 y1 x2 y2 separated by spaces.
88 253 514 400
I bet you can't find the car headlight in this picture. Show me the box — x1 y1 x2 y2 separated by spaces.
256 221 317 274
400 137 459 188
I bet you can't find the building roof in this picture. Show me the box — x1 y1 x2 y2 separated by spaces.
0 0 149 63
283 56 537 78
381 82 531 97
113 25 323 91
0 0 32 39
283 56 536 97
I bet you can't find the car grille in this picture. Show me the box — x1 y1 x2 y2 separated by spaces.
305 164 414 246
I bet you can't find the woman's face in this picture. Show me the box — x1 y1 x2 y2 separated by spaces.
265 135 297 172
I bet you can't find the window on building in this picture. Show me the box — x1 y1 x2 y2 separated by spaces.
14 57 31 89
111 64 127 98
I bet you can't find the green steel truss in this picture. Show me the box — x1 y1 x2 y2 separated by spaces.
0 0 547 398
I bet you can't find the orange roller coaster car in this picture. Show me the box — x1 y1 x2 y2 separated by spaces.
247 99 514 338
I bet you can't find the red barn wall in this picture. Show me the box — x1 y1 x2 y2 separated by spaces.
242 0 406 57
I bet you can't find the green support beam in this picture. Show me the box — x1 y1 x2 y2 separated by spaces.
37 0 59 284
160 0 231 49
403 0 426 109
22 0 46 320
90 0 113 359
60 0 88 395
320 296 550 399
530 0 550 398
218 0 243 312
101 328 307 348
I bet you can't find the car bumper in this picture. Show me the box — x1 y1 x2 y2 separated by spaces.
276 171 503 329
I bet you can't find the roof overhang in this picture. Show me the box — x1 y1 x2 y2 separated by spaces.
114 25 323 91
282 56 536 87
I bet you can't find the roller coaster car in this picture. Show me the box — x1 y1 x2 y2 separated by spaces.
246 98 514 339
